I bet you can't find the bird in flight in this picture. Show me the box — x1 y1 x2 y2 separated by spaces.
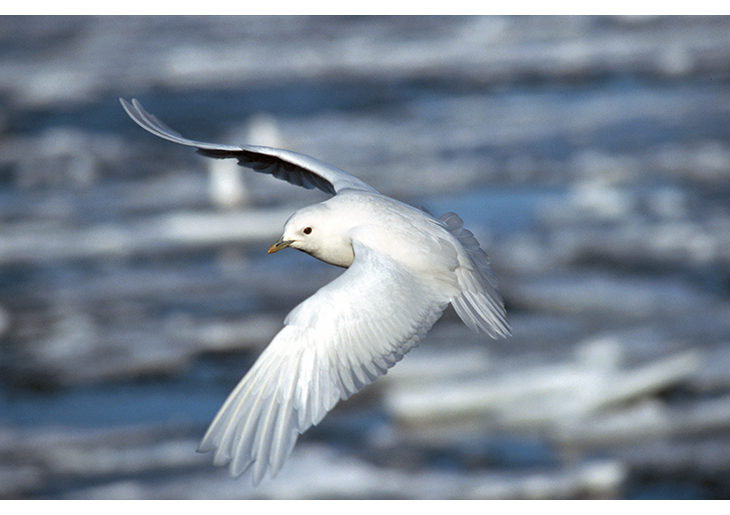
121 98 510 485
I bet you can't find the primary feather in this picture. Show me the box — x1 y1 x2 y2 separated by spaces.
120 98 376 195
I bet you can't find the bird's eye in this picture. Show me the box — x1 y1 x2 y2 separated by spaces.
303 227 312 235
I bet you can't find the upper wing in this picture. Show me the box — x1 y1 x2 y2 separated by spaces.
120 98 378 195
197 241 453 485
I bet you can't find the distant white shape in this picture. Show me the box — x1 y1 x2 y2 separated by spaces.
121 98 510 485
208 158 247 208
208 113 283 208
245 113 284 148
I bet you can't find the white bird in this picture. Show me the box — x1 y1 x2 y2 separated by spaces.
120 98 511 485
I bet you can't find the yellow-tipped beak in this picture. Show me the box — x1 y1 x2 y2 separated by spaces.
267 238 294 254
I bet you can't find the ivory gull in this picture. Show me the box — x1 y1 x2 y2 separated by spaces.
121 98 510 484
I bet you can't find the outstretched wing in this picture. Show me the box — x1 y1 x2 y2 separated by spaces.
197 241 453 485
120 98 378 195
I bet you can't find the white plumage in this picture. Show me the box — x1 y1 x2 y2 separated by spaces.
121 98 511 485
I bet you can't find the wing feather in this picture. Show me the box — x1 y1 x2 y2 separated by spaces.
440 212 511 338
197 242 451 484
120 98 377 195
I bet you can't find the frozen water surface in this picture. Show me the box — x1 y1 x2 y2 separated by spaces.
1 16 730 499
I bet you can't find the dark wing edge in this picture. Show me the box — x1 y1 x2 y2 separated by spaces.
120 98 377 196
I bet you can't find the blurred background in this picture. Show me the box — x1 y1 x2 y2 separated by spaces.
1 15 730 499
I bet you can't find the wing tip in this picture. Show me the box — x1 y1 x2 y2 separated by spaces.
119 97 144 121
119 97 137 121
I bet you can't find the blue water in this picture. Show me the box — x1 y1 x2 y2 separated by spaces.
0 355 248 429
420 185 566 237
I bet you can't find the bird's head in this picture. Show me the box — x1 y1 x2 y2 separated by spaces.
268 203 355 268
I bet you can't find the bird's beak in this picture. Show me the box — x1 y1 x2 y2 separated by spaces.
267 237 294 254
